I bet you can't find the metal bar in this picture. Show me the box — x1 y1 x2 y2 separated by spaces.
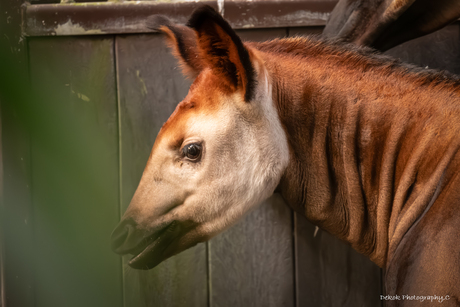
24 0 337 37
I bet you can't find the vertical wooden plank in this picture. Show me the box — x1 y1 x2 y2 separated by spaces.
295 215 381 307
210 194 295 307
209 28 295 307
28 36 122 307
116 33 207 307
384 23 460 75
288 26 382 307
0 0 34 306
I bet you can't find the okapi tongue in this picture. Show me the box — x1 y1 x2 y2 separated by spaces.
128 238 164 270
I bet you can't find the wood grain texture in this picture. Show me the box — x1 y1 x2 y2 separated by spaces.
209 28 295 307
116 33 207 307
28 36 122 307
210 194 295 307
295 215 382 307
24 1 337 37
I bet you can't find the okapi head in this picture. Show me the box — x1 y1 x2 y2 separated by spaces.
111 6 289 269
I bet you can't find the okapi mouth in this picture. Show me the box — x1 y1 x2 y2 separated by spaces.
128 221 177 270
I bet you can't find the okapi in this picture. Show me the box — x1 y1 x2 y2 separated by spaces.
323 0 460 51
111 5 460 305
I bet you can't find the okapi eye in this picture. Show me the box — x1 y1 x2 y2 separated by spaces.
182 143 202 161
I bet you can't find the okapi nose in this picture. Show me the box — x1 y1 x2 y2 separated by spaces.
111 217 139 254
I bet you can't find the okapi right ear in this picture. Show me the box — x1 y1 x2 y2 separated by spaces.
147 15 204 78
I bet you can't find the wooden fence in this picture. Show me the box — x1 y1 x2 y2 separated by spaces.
1 1 459 306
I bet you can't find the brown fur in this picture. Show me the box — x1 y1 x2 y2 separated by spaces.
251 36 460 303
153 69 229 152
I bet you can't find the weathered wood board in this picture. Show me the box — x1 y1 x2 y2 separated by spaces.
295 214 382 307
28 36 122 307
116 33 208 307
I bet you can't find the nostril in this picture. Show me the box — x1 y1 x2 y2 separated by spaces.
111 217 136 254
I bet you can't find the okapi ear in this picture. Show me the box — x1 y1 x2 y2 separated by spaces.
147 15 204 78
187 5 256 102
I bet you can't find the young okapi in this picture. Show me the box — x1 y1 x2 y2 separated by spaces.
111 5 460 304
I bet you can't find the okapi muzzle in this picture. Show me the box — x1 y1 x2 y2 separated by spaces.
111 216 183 270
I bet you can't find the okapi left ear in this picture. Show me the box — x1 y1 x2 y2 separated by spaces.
187 5 256 102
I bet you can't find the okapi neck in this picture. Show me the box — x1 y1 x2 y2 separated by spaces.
261 44 460 268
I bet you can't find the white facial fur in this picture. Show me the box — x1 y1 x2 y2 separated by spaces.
124 63 290 255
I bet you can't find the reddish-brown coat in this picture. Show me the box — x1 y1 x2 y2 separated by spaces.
153 69 226 153
250 36 460 301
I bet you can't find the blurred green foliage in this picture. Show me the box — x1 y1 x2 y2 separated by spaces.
1 36 122 307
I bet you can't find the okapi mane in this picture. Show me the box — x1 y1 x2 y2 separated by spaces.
248 36 460 92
